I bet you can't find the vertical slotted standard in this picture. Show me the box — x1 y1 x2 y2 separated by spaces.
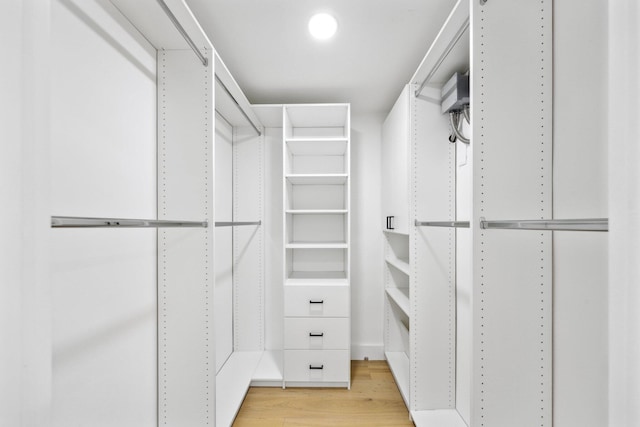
472 1 553 426
410 83 457 410
158 49 215 426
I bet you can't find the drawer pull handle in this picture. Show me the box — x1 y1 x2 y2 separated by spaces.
309 300 324 304
309 332 324 337
309 364 324 370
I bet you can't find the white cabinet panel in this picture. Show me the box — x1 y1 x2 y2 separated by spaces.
381 87 410 235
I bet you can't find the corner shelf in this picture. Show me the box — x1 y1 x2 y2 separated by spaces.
410 410 468 427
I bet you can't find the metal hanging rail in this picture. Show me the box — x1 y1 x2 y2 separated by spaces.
156 0 208 67
51 216 208 228
214 75 262 136
157 0 262 136
414 19 469 97
415 220 470 228
479 218 608 232
215 221 262 227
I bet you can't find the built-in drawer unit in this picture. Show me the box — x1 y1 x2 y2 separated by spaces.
284 350 350 383
284 318 349 350
284 285 349 317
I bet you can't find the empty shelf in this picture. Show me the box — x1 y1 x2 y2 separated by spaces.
386 288 410 317
411 409 468 427
216 351 263 427
286 174 348 185
286 242 348 249
251 350 283 387
286 209 348 215
383 229 409 236
385 352 410 409
286 272 349 286
385 256 410 276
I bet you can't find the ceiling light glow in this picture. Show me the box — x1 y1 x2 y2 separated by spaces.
308 13 338 40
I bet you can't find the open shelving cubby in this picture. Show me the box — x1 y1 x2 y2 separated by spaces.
383 230 411 406
283 104 350 285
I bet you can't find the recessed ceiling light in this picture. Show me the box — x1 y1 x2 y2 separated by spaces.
308 13 338 40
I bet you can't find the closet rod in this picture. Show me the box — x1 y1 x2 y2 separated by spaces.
51 216 208 228
414 17 470 97
415 220 470 228
215 221 262 227
156 0 208 67
215 75 262 136
480 218 608 232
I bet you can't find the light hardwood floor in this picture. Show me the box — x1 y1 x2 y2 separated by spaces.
233 360 414 427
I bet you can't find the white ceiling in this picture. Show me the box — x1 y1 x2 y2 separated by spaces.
185 0 458 115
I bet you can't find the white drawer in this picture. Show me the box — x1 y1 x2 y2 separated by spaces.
284 285 349 317
284 318 349 350
284 350 350 383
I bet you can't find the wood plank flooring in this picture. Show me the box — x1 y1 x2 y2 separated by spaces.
233 360 413 427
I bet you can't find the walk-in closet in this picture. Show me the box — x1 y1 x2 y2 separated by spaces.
3 0 639 426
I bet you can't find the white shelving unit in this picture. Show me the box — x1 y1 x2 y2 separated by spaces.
383 1 468 425
283 104 351 388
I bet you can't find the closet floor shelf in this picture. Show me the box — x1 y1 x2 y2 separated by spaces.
410 409 467 427
216 351 263 427
385 352 410 409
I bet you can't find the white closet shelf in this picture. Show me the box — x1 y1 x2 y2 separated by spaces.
286 209 348 215
286 242 348 249
385 256 410 276
383 229 409 236
251 350 284 387
410 410 468 427
386 288 410 318
286 138 348 156
385 352 410 409
286 275 349 287
216 351 263 427
286 174 348 185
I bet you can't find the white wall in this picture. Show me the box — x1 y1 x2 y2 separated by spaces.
553 1 609 426
350 112 385 359
50 1 157 425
